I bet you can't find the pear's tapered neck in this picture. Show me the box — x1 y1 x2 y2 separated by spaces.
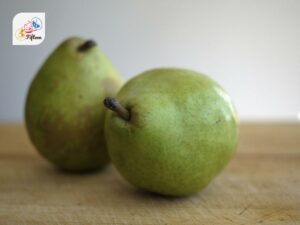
77 40 97 52
103 97 131 121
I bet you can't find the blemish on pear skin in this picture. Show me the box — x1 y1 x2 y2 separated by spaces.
215 119 221 124
35 106 106 170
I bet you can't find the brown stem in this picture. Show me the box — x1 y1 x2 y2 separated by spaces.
77 40 96 52
103 97 131 121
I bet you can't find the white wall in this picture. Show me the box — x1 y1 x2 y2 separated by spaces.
0 0 299 122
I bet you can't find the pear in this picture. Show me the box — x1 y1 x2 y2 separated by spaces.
25 37 123 171
104 68 238 196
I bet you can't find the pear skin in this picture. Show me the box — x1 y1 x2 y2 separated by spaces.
104 68 238 196
25 37 123 171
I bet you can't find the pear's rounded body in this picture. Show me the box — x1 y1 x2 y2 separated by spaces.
105 68 238 196
26 37 123 171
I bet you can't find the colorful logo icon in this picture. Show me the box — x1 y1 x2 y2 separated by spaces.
13 13 45 45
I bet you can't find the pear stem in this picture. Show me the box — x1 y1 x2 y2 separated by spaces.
103 97 131 121
77 40 96 52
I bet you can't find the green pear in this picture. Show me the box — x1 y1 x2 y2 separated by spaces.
104 68 238 196
25 37 123 171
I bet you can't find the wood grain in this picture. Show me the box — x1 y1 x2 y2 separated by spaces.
0 123 299 225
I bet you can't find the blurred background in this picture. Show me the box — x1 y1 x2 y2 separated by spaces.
0 0 299 122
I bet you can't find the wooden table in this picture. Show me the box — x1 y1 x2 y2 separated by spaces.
0 123 299 225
